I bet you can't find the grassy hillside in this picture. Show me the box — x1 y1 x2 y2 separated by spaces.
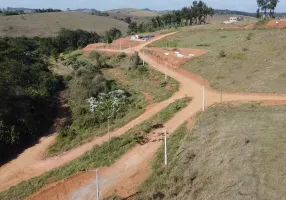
0 12 129 37
150 28 286 93
106 8 159 23
134 103 286 200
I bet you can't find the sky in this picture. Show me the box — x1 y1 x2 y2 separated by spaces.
1 0 286 12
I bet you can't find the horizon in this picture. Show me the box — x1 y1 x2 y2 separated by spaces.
1 0 286 13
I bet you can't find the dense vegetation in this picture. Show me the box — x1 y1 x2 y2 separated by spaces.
33 8 62 13
214 9 256 17
127 0 214 34
0 97 190 200
0 28 120 163
0 37 60 163
257 0 279 18
0 8 62 15
47 51 178 155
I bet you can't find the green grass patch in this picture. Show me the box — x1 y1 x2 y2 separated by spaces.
150 28 286 93
131 123 192 200
0 97 191 200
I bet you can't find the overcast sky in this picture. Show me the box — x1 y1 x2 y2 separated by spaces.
1 0 286 12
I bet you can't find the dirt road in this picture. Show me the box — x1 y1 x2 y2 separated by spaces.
3 31 286 199
27 46 286 199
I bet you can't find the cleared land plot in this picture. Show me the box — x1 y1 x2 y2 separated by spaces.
144 47 208 69
150 28 286 93
0 12 129 37
134 103 286 200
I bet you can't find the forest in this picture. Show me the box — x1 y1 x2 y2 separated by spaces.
127 0 215 34
0 27 121 163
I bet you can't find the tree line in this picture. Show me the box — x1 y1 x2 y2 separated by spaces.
256 0 279 18
34 8 62 13
0 27 121 163
0 8 62 16
127 1 214 34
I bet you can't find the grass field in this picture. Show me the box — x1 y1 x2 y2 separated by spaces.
133 103 286 200
150 28 286 93
0 12 129 37
47 52 179 156
106 8 159 23
0 98 190 200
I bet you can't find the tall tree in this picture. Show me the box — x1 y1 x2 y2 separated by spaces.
268 0 279 18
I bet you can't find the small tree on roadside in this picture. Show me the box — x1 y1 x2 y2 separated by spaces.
87 90 127 146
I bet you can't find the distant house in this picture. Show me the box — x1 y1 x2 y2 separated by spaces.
223 16 244 24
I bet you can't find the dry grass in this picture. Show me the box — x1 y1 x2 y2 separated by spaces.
133 103 286 200
150 28 286 93
0 12 129 37
106 8 159 23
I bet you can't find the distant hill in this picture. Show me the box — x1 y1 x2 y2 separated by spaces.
0 12 129 37
106 8 159 23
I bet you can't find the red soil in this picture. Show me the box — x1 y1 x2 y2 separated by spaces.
82 37 142 52
144 47 208 69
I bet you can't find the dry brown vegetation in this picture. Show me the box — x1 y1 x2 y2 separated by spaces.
106 8 159 23
133 103 286 200
0 12 129 37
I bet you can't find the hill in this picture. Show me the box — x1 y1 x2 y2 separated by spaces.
0 12 129 37
106 8 159 23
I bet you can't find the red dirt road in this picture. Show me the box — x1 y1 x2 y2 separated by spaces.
2 31 286 200
26 39 286 199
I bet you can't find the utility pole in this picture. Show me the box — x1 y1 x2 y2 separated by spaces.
165 62 167 81
202 85 205 112
96 169 100 200
89 169 100 200
120 38 122 51
143 50 145 66
164 129 167 166
220 89 223 103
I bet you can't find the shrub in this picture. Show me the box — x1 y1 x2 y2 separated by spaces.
219 50 226 57
117 52 127 59
246 33 253 41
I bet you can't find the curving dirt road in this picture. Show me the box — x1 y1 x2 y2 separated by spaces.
0 32 180 193
2 31 286 199
27 38 286 199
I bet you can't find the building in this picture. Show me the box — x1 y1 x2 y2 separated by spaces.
223 16 245 24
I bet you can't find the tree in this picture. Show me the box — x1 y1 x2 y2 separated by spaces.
256 8 261 18
104 28 122 43
268 0 279 18
124 17 132 24
127 22 138 35
87 90 127 146
137 22 145 33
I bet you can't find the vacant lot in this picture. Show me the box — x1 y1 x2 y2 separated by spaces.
150 28 286 93
0 12 129 37
134 103 286 200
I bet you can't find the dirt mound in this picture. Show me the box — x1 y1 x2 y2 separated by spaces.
266 19 286 28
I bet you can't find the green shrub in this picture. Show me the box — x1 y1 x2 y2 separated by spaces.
219 50 226 58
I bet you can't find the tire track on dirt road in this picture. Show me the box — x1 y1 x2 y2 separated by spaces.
28 46 286 200
0 32 180 193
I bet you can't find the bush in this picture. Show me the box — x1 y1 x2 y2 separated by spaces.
246 33 253 41
219 50 226 57
117 52 127 59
